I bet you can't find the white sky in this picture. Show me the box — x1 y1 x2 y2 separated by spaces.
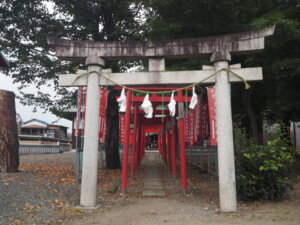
0 73 72 130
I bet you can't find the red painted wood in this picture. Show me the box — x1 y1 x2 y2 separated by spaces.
166 127 171 170
114 87 193 90
121 90 132 193
177 91 187 192
130 105 138 177
161 122 166 163
136 122 142 169
116 95 192 103
171 123 177 177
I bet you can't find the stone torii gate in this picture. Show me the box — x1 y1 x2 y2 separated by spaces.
47 25 274 212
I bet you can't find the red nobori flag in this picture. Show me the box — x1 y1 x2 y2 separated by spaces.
207 87 218 146
194 96 201 143
99 88 107 143
184 115 189 143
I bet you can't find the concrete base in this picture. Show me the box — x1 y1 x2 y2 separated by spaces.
121 189 127 195
75 205 99 210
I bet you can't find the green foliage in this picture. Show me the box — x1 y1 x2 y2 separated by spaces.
234 125 295 201
1 0 299 129
0 0 144 114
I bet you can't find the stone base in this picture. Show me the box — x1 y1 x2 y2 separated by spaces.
142 189 166 197
75 205 99 210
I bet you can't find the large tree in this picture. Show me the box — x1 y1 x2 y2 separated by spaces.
1 0 299 148
0 0 144 168
141 0 300 142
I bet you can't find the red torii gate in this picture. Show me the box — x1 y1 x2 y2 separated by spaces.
75 86 211 195
115 87 193 194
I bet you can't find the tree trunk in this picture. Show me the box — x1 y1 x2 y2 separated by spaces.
0 90 19 172
105 90 121 169
243 90 260 144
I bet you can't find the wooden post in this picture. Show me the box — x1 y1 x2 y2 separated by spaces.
130 105 138 177
142 128 146 158
166 127 171 170
121 90 132 194
177 91 187 194
0 90 19 172
161 122 166 163
171 123 177 177
136 122 141 168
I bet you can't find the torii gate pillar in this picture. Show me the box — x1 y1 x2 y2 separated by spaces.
80 56 104 207
211 51 237 212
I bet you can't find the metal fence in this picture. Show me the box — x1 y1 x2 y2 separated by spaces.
19 143 70 155
74 142 108 184
186 146 218 176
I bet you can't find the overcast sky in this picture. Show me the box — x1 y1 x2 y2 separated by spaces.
0 2 73 130
0 73 73 130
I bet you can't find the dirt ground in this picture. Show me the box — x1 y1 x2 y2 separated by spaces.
72 197 300 225
70 153 300 225
0 153 299 225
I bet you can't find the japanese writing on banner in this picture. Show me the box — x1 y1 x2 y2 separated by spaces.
207 87 218 146
200 102 209 140
99 88 107 143
188 110 194 146
119 114 125 144
184 116 189 143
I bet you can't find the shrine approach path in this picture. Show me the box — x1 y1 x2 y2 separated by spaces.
72 152 300 225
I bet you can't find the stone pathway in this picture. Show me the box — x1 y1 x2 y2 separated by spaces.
142 152 166 197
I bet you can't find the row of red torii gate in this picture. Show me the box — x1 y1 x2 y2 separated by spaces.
73 86 218 194
48 25 274 212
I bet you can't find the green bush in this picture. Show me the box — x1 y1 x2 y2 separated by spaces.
234 125 295 201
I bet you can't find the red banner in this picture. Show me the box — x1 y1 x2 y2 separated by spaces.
119 114 125 144
188 110 194 146
200 102 208 140
194 96 201 143
207 87 218 146
99 88 107 143
184 116 189 143
75 88 83 137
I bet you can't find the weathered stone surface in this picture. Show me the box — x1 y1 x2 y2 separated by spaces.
144 184 164 190
58 67 263 87
142 190 166 197
149 58 165 72
86 56 105 66
47 25 275 60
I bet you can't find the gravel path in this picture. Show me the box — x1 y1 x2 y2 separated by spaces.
0 153 80 224
0 153 121 225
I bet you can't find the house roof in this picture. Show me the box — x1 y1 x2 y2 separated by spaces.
22 118 69 129
22 118 49 128
23 118 49 125
0 52 9 67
